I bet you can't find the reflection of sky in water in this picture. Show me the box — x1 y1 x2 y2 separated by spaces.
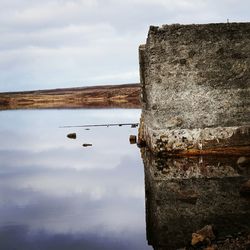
0 109 151 250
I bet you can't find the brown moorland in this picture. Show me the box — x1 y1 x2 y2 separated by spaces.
0 83 141 110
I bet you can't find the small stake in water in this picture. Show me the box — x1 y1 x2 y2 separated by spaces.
67 133 76 139
129 135 137 144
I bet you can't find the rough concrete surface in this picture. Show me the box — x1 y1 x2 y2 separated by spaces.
139 22 250 155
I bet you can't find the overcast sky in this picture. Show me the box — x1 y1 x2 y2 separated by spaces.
0 0 249 92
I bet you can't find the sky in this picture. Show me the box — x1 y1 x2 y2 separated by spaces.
0 0 249 92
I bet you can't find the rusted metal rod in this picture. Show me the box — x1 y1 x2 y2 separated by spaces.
59 123 139 128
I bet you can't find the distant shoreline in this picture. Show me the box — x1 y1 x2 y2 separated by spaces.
0 83 141 110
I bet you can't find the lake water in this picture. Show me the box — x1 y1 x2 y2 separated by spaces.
0 109 152 250
1 109 249 250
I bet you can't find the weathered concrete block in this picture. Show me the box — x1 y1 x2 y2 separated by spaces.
139 23 250 155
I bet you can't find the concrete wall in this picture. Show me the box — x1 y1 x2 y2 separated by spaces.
139 23 250 155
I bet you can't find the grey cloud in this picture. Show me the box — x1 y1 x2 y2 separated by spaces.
0 0 249 91
0 225 150 250
0 24 115 50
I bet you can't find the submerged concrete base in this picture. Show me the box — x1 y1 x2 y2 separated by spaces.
142 149 250 250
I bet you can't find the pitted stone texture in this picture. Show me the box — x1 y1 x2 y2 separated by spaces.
141 122 250 155
140 23 250 130
139 23 250 154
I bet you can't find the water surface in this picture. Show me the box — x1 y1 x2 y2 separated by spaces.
0 109 151 250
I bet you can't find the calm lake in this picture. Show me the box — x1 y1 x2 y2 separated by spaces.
1 109 249 250
0 109 151 250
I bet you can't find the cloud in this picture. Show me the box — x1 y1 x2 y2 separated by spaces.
0 225 150 250
0 0 249 91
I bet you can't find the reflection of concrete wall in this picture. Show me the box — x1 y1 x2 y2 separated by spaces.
139 23 250 155
142 149 250 250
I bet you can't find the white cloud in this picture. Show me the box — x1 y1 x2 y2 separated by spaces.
0 23 115 50
0 0 249 91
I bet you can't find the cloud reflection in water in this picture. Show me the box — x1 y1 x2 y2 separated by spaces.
0 109 151 250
